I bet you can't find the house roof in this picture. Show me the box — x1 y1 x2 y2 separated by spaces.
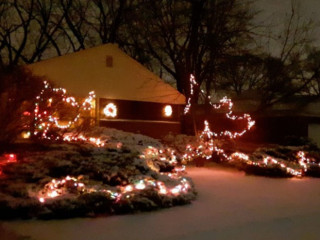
27 44 185 104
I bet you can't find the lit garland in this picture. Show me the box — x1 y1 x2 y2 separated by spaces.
141 146 188 172
182 115 308 177
183 122 316 177
296 151 320 171
184 74 255 139
37 173 191 203
182 74 320 177
184 74 197 115
183 74 255 161
208 97 255 139
38 176 86 203
33 81 101 145
62 134 105 147
184 123 316 177
230 152 307 177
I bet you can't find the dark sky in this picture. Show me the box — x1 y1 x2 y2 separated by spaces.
255 0 320 22
254 0 320 52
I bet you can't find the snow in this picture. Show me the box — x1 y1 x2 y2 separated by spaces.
2 166 320 240
87 127 163 151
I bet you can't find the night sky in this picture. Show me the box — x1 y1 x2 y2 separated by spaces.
256 0 320 21
255 0 320 43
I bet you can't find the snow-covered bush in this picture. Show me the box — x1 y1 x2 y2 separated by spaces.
0 129 196 219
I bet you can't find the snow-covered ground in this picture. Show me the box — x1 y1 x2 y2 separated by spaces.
2 166 320 240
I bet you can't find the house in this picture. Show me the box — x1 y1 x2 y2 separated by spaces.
27 44 185 138
223 97 320 146
253 96 320 147
186 94 320 147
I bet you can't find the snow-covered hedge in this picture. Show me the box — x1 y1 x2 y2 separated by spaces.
164 133 320 178
0 128 196 219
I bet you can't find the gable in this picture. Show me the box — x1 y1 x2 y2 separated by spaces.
27 44 185 104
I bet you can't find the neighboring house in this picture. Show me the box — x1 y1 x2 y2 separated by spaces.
27 44 185 138
191 96 320 147
233 97 320 146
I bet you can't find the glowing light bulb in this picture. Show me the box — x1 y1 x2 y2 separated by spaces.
135 181 146 190
163 105 173 117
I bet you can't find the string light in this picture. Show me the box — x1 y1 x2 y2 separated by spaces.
184 75 255 139
37 173 192 203
182 74 320 177
184 74 197 114
37 176 86 202
296 151 320 172
183 116 309 177
33 81 101 145
183 74 255 160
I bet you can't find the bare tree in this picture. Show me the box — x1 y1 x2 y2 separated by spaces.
0 0 66 64
216 54 264 96
254 0 316 109
58 0 91 51
88 0 132 44
0 0 135 63
126 0 255 104
0 0 35 64
300 47 320 96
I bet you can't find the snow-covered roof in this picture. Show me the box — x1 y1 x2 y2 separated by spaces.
27 44 185 104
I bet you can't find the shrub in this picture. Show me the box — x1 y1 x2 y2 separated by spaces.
0 64 44 151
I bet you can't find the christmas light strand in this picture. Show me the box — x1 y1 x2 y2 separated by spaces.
182 74 255 161
183 116 317 177
37 174 191 203
184 74 197 114
31 82 193 204
184 74 255 139
182 74 320 177
33 81 101 145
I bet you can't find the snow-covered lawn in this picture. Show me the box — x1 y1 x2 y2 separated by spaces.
2 166 320 240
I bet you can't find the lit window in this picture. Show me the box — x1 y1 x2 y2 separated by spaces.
103 103 117 118
163 105 173 117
